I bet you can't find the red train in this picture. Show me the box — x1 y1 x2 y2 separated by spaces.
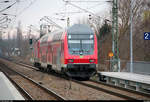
32 24 98 79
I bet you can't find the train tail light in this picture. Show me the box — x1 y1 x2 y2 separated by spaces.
68 59 74 63
89 59 95 63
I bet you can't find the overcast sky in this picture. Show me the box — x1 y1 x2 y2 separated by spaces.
15 0 111 28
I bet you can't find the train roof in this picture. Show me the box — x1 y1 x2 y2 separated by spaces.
67 24 94 35
39 24 94 43
39 29 65 43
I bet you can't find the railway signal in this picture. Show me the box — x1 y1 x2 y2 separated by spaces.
108 52 114 58
29 38 33 45
108 52 113 71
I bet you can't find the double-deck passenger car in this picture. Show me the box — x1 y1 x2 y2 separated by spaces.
32 24 98 79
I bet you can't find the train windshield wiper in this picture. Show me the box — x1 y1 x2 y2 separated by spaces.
72 49 79 54
79 49 84 55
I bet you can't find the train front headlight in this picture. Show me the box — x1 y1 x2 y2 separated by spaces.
68 59 74 63
89 59 95 63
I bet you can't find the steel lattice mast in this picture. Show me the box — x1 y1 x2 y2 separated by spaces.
111 0 119 72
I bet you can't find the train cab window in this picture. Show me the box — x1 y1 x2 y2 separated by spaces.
81 40 94 54
68 36 94 55
82 40 94 48
68 40 80 49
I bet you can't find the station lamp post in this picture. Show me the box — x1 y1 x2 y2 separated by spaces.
130 0 133 73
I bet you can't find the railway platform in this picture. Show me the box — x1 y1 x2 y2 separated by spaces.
98 72 150 93
0 71 25 100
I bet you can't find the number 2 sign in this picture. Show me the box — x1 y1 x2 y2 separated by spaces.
144 32 150 40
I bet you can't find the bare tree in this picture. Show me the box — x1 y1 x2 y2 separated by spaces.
118 0 146 37
16 21 23 55
117 0 150 70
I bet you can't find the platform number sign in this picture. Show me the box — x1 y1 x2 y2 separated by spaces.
144 32 150 40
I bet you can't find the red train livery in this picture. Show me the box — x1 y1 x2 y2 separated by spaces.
32 24 98 79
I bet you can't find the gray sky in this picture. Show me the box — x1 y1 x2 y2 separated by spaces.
1 0 111 38
16 0 64 28
15 0 111 29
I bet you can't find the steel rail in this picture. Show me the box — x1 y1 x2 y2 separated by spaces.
16 61 150 100
0 68 33 100
0 61 65 100
15 62 38 70
1 57 149 100
9 61 141 100
71 79 137 100
90 79 150 98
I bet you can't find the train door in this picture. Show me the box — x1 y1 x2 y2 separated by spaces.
39 44 42 63
51 45 55 69
47 46 50 64
56 46 61 71
60 41 64 67
37 42 40 62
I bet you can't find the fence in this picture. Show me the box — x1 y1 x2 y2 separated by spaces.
98 60 150 75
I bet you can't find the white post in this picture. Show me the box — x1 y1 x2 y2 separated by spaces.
130 0 133 73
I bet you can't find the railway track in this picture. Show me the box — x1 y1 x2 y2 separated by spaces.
1 57 150 100
0 62 65 100
0 68 33 100
19 62 150 100
90 80 150 99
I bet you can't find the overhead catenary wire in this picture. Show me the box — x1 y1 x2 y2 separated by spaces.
0 0 37 32
0 1 17 13
0 1 17 28
7 0 37 27
0 18 8 24
63 0 110 22
42 16 63 29
0 16 7 22
86 2 107 10
16 0 37 16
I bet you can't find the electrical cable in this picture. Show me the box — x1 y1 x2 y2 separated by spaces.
16 0 37 16
0 18 8 24
0 1 17 13
0 16 7 22
8 0 37 27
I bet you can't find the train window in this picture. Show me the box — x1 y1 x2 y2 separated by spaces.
53 32 62 41
68 34 93 39
82 40 93 44
82 40 94 50
41 36 48 43
68 40 80 43
68 39 94 55
68 40 80 49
